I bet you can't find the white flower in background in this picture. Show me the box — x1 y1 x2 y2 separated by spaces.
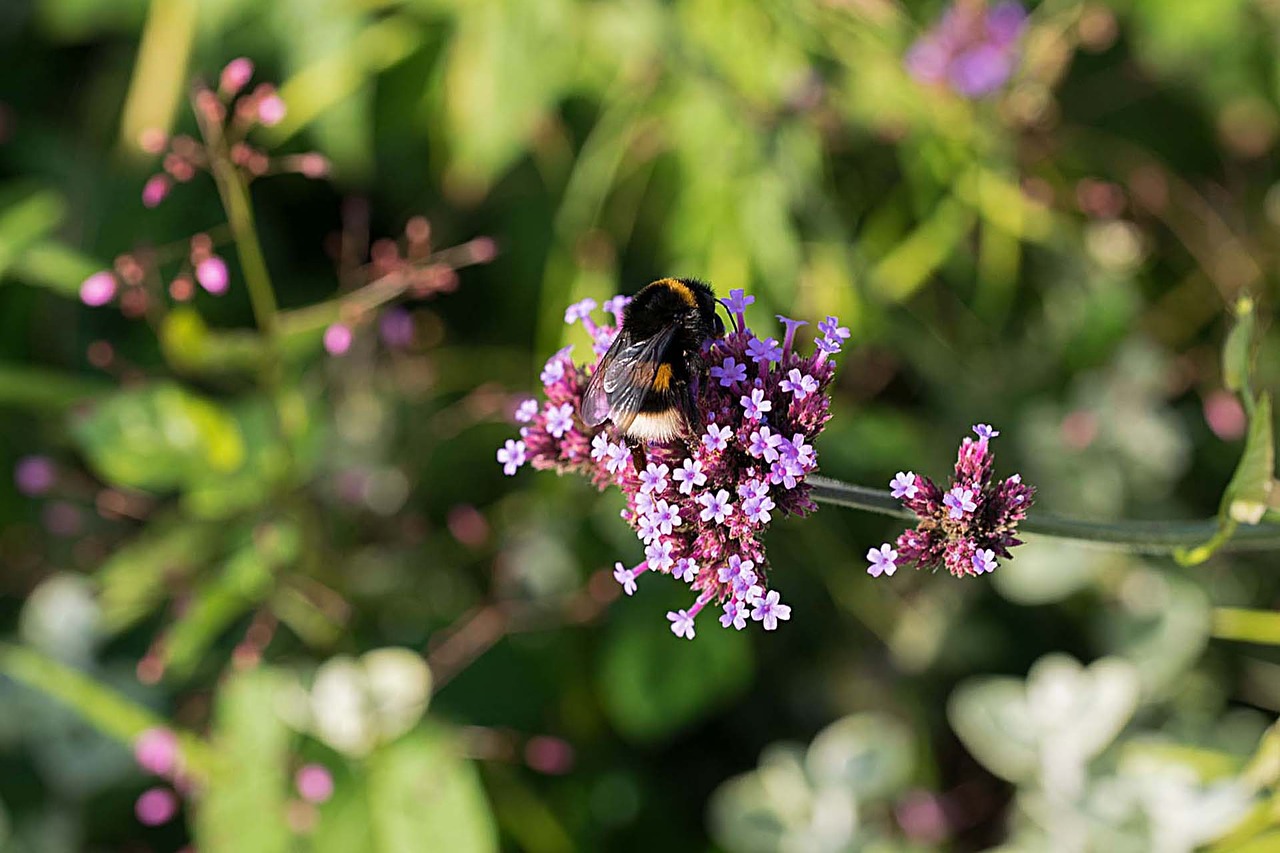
297 648 432 756
19 573 101 665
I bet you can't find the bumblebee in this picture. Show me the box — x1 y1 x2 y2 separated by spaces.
581 277 726 442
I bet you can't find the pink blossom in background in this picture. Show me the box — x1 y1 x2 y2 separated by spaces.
79 271 117 307
141 175 171 207
257 93 287 126
134 787 178 826
133 728 180 777
14 455 55 496
1204 390 1247 441
295 764 334 803
220 57 254 95
524 736 575 775
195 256 229 294
324 323 353 356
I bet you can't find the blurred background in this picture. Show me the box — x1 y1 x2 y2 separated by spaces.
3 0 1280 850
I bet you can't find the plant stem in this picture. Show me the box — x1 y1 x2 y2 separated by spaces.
209 156 280 342
807 476 1280 555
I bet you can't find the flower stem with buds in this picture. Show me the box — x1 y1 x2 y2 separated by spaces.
808 476 1280 556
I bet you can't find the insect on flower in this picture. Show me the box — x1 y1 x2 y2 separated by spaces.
580 278 726 442
503 281 844 638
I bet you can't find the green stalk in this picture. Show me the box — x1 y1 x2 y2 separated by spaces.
807 476 1280 555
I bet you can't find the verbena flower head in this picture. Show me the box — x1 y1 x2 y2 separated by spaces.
503 292 841 637
873 424 1034 578
905 2 1027 98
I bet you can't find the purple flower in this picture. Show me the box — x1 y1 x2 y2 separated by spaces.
751 590 791 631
711 356 748 387
741 388 772 421
545 402 575 438
737 478 769 502
905 2 1027 99
540 347 573 385
818 315 850 345
743 495 775 525
673 458 707 494
780 368 818 400
603 442 631 474
721 288 755 329
748 425 783 462
380 306 415 348
640 462 670 495
876 427 1035 579
497 440 527 475
866 543 898 578
652 499 682 534
14 455 55 496
720 601 747 630
515 399 539 423
746 336 782 365
637 514 661 544
718 554 754 584
973 423 1000 441
703 422 732 452
614 562 639 595
590 432 610 462
603 295 631 319
646 539 676 573
698 489 732 524
776 316 808 357
944 487 977 519
787 434 816 470
890 471 918 500
564 298 597 324
668 608 697 639
673 557 699 583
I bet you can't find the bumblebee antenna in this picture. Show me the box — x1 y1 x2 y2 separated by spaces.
713 297 734 334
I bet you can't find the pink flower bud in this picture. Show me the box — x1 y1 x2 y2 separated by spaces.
134 727 180 776
297 152 330 178
295 764 334 803
135 787 178 826
79 271 117 306
220 57 254 95
323 323 353 356
137 128 167 155
195 256 229 295
141 174 171 208
257 93 287 127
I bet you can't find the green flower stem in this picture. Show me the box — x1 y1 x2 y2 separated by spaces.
807 476 1280 555
208 154 280 343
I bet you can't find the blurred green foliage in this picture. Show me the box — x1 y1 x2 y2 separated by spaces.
3 0 1280 850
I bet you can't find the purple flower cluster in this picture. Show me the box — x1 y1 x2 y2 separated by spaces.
868 425 1033 578
502 289 844 638
905 2 1027 98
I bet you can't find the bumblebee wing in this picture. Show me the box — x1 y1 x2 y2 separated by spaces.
580 325 677 431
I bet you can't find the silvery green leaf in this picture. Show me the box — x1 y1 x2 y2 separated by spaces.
805 713 914 802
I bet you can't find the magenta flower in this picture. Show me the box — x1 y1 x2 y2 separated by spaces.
14 455 55 496
135 787 178 826
876 424 1034 578
323 323 353 355
195 256 229 295
295 763 335 804
503 287 838 636
142 174 171 208
79 271 117 307
905 2 1027 98
134 727 180 777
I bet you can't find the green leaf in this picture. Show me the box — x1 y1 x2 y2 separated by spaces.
0 642 212 774
160 308 269 375
1223 392 1274 525
0 363 111 410
71 383 246 492
95 517 222 633
7 240 102 298
315 726 499 853
0 187 65 277
196 668 294 853
160 522 300 680
598 603 752 741
1222 296 1257 398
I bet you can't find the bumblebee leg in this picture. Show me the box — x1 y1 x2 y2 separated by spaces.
629 440 648 472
